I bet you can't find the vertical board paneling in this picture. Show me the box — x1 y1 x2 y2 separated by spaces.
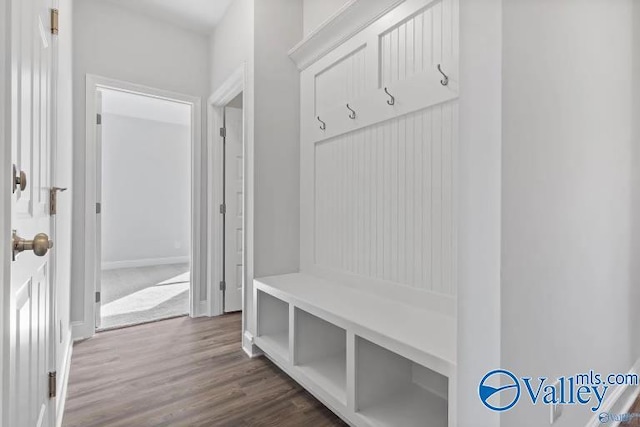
315 46 367 116
397 116 406 285
314 101 458 294
380 0 455 88
431 106 443 293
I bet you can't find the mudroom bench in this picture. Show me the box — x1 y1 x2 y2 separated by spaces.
253 273 456 427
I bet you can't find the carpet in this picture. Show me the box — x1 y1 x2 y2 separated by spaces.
99 263 190 330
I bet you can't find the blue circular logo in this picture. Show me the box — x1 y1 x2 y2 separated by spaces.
479 369 521 412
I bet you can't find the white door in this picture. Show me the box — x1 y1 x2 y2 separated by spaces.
95 90 103 329
224 106 243 312
8 0 56 425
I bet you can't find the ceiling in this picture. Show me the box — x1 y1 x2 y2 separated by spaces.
101 89 192 126
104 0 233 34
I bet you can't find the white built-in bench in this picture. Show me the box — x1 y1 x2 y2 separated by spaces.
264 0 462 424
253 273 456 427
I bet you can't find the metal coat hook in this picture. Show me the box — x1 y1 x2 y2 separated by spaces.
317 116 326 130
384 87 395 106
346 104 356 119
437 64 449 86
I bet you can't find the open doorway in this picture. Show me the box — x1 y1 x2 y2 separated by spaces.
96 88 193 330
208 67 247 318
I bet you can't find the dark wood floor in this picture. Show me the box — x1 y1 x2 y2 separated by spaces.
63 314 347 427
622 396 640 426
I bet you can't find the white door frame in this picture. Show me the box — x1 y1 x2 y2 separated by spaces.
207 65 248 317
82 74 203 337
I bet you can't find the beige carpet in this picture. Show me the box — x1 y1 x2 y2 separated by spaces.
99 263 190 330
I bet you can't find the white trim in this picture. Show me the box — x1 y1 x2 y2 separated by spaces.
101 256 190 271
71 321 89 342
81 74 203 341
207 65 248 318
242 331 263 358
55 339 73 427
209 67 245 108
288 0 404 70
585 358 640 427
195 300 208 318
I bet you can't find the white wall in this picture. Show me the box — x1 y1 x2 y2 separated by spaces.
208 0 256 349
101 113 190 269
72 0 210 328
502 1 635 426
456 0 502 425
208 0 301 351
302 0 350 36
209 0 254 92
254 0 302 279
632 0 640 362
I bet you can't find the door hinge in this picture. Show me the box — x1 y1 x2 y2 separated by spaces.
97 113 102 125
96 202 101 214
219 204 226 215
220 127 226 138
48 372 57 398
51 9 59 35
219 281 226 291
95 291 101 303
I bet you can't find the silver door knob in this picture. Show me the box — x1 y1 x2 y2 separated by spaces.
12 231 53 260
13 164 26 193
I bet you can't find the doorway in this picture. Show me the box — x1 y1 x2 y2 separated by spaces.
95 87 194 330
207 67 247 318
222 93 244 313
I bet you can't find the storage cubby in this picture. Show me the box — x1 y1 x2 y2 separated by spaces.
256 291 289 360
356 337 448 427
294 308 347 404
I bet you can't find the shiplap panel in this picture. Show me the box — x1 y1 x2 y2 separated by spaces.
315 45 367 116
380 0 454 87
314 101 458 294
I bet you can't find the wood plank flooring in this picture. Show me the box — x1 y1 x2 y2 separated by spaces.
63 314 347 427
621 396 640 426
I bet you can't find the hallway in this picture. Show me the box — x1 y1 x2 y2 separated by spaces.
63 314 346 427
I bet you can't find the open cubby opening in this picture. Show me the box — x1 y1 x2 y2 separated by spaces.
294 308 347 404
256 291 289 360
356 337 448 427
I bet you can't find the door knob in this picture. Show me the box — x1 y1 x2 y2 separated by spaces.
12 231 53 260
12 164 26 193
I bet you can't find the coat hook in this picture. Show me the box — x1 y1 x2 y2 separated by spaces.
317 116 326 130
346 104 356 119
384 87 395 106
437 64 449 86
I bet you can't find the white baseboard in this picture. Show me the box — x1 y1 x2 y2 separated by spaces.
71 321 93 342
243 330 263 358
194 300 209 317
586 357 640 427
101 256 189 271
55 338 73 427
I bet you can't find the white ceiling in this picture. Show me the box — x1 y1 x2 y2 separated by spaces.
104 0 233 34
101 89 192 126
